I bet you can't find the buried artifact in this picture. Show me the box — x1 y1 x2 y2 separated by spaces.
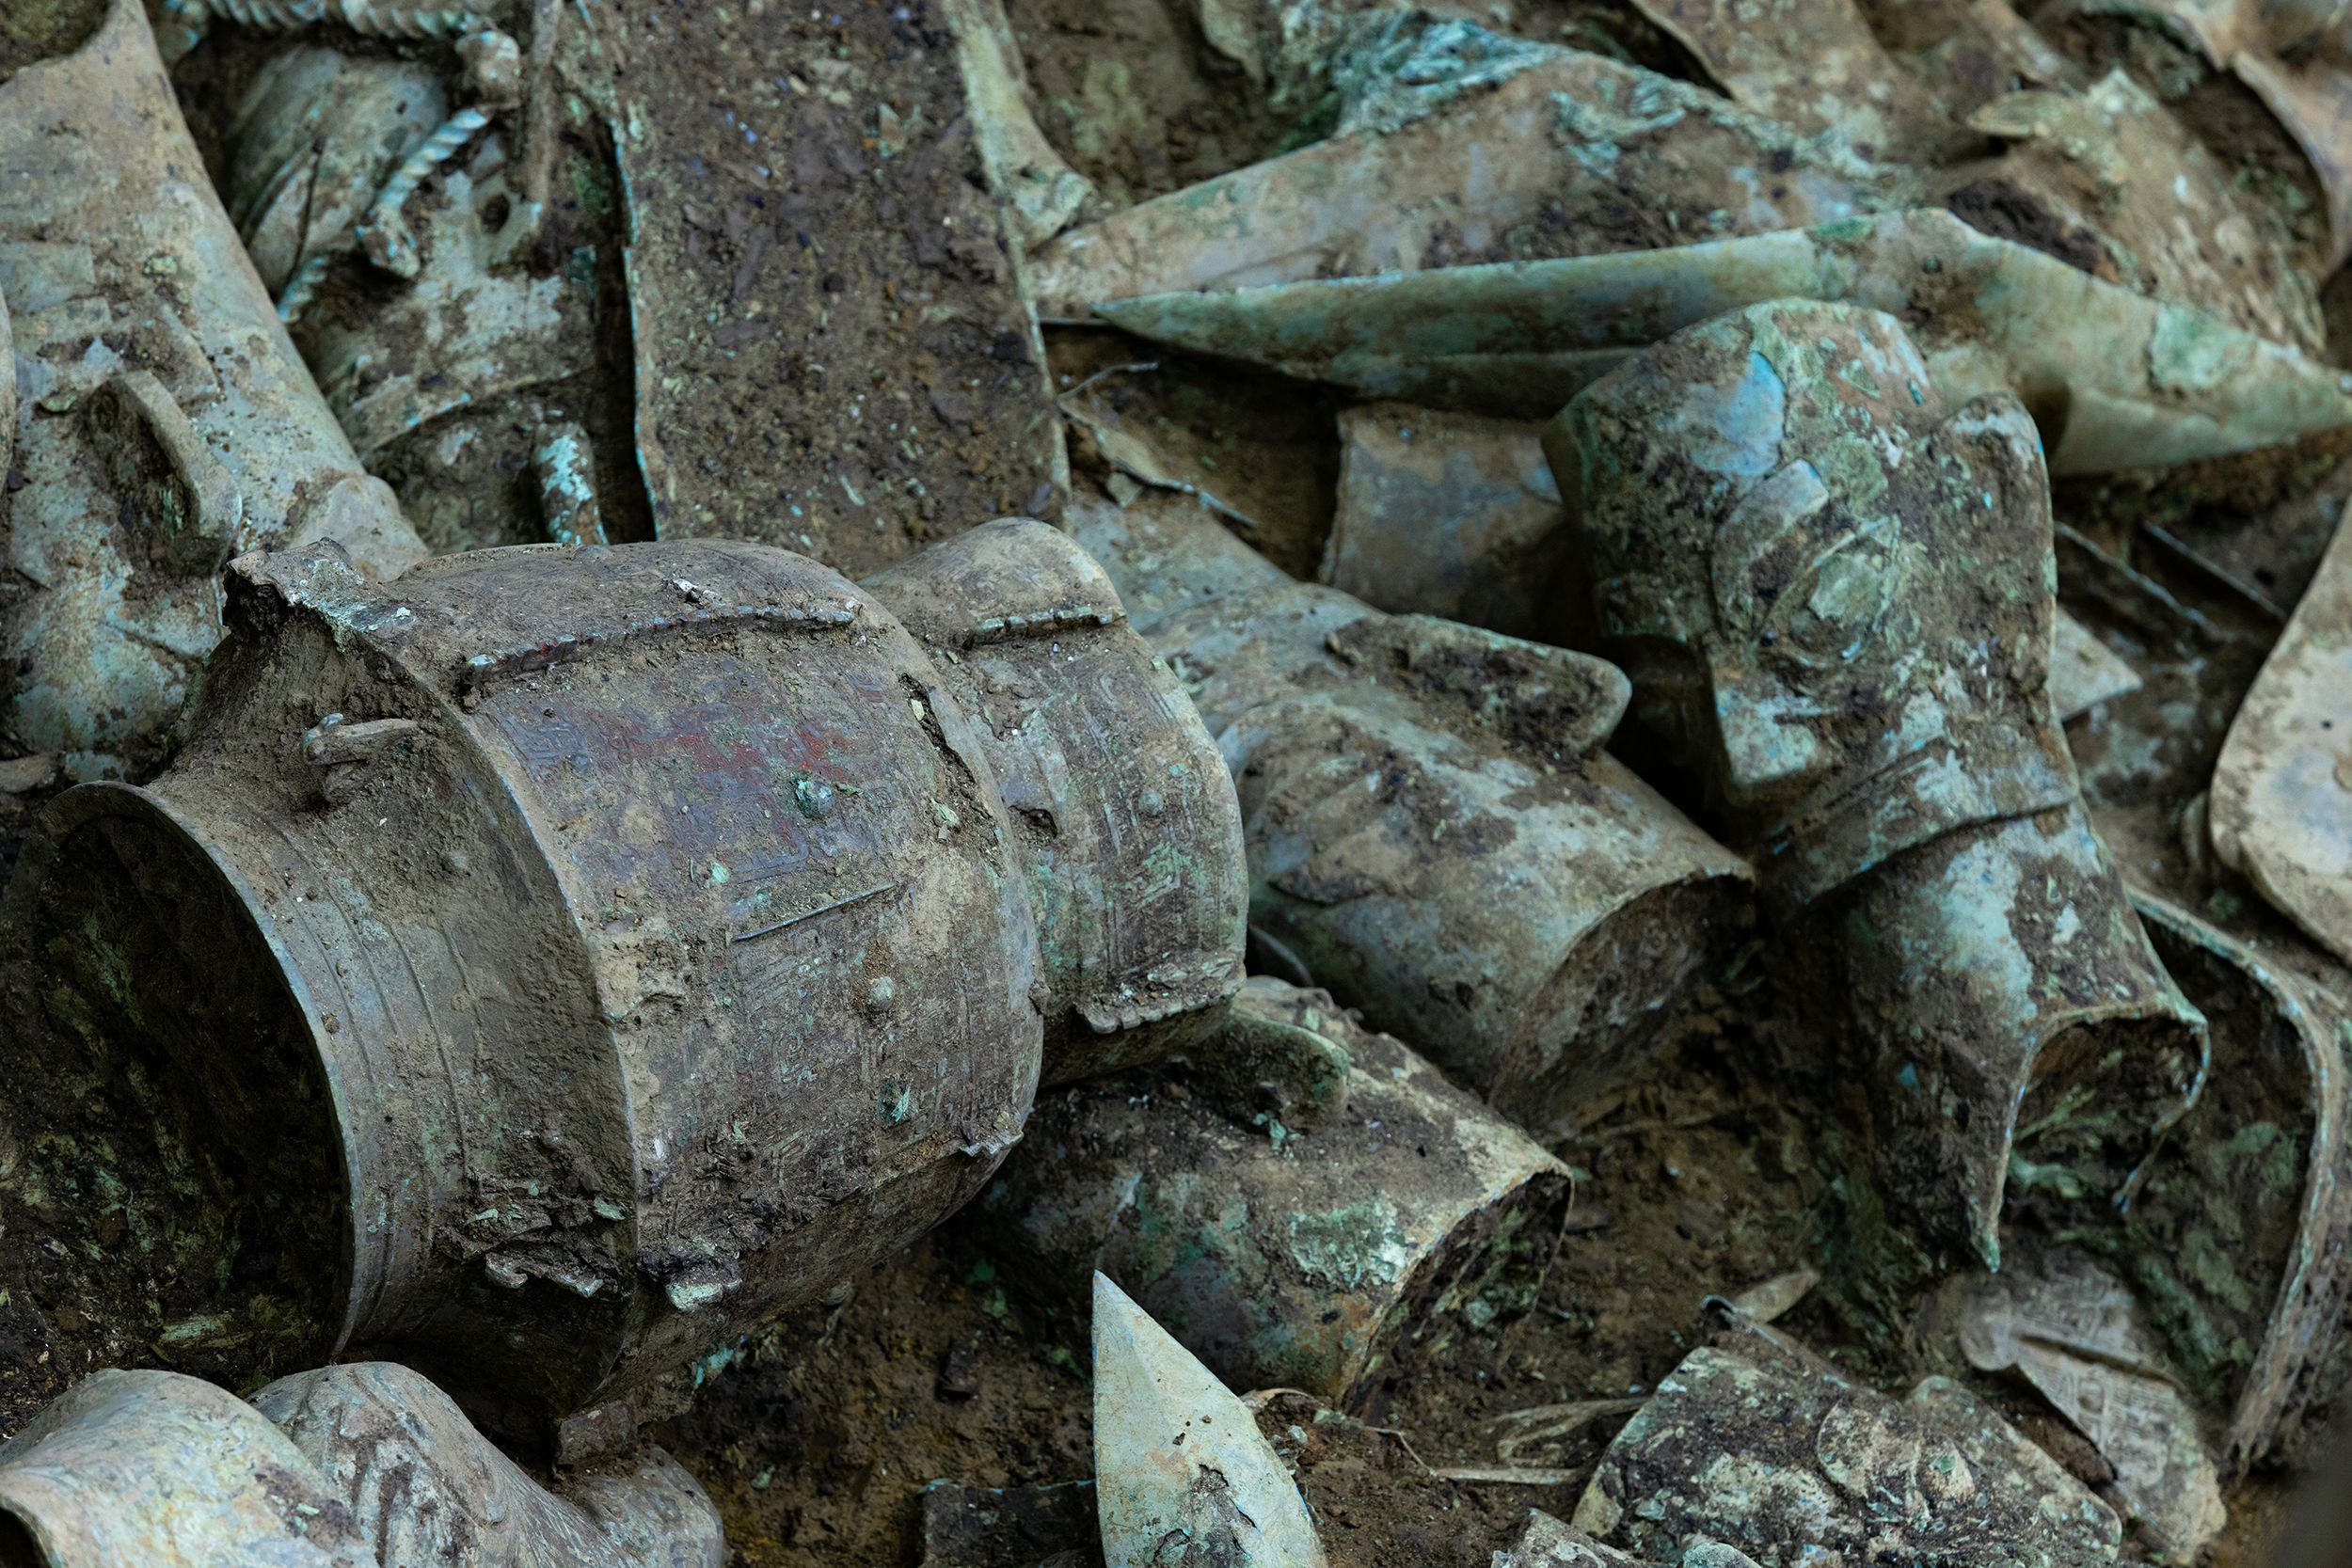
2100 890 2352 1476
1094 209 2352 474
1090 1271 1328 1568
1029 4 2318 350
0 522 1244 1441
984 977 1570 1405
0 0 428 780
1070 490 1751 1138
2209 501 2352 970
1551 298 2207 1269
213 14 628 558
0 1361 722 1566
866 518 1248 1081
1575 1320 2124 1567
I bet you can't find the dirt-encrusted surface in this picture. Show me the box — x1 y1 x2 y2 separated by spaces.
1006 0 1300 209
604 0 1061 578
1046 326 1342 578
172 22 660 558
0 1 2344 1563
1005 0 1708 213
0 944 2306 1564
0 0 103 84
0 805 2308 1567
2038 11 2333 268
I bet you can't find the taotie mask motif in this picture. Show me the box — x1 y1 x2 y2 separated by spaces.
1553 300 2207 1270
1555 306 2080 901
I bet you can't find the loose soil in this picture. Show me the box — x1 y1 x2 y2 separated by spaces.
1003 0 1708 213
1047 325 1342 578
0 808 343 1432
651 989 2304 1565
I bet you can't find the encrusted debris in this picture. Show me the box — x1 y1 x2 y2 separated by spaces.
2210 500 2352 967
985 977 1570 1404
1948 1255 2228 1560
1072 491 1751 1137
1575 1325 2124 1566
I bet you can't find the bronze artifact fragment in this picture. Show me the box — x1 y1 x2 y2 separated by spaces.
1071 491 1752 1137
0 0 427 780
0 1362 723 1566
983 978 1570 1405
0 523 1244 1439
1552 299 2208 1268
1575 1322 2123 1567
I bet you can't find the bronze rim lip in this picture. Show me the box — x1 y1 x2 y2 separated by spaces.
0 780 365 1361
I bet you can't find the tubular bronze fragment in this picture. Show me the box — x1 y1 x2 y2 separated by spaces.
0 527 1241 1438
866 518 1248 1082
981 978 1570 1407
0 0 427 779
0 1363 722 1566
1319 404 1572 643
1071 492 1750 1137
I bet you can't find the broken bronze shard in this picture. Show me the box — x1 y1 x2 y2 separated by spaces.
2051 0 2352 272
1945 1252 2228 1560
983 977 1569 1406
1072 491 1751 1138
1575 1323 2123 1567
0 525 1243 1439
1027 0 2330 344
1320 404 1572 644
2209 498 2352 970
0 0 427 781
1552 298 2207 1270
2106 889 2352 1477
1493 1509 1763 1567
1026 37 1896 320
606 0 1063 578
0 1361 722 1566
1090 1271 1328 1568
1095 210 2352 474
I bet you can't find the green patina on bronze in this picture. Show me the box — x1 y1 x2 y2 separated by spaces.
1556 299 2207 1271
0 0 426 782
0 1362 723 1564
1071 491 1752 1139
1577 1320 2122 1566
980 978 1569 1408
866 520 1249 1083
0 521 1243 1444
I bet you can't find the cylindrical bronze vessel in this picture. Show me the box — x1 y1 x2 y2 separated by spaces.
0 526 1243 1435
